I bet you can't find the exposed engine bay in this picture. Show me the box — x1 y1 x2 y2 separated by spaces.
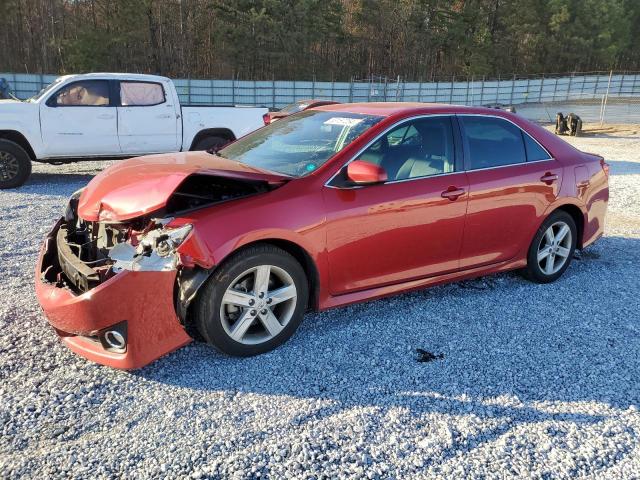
41 173 278 295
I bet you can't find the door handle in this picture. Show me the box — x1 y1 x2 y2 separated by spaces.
157 114 172 119
97 114 114 120
441 186 466 201
540 172 558 185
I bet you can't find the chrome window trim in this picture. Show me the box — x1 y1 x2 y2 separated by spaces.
456 113 554 167
324 113 457 189
324 112 555 190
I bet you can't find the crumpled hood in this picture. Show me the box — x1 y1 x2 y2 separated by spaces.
78 151 289 222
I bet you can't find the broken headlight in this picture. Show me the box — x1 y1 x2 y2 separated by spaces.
64 188 85 222
139 224 193 258
109 223 192 272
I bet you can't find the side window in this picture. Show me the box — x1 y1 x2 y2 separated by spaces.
53 80 110 106
120 82 165 106
358 116 456 181
523 132 551 161
460 116 526 169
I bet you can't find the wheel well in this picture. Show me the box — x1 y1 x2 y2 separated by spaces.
554 204 585 248
189 129 236 150
238 239 320 311
0 130 36 160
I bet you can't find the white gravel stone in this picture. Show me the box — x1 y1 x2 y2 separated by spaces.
1 131 639 479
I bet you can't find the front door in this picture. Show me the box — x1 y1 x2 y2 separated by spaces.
324 115 469 295
40 79 119 157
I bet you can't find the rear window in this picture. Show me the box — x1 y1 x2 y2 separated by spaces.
218 111 383 177
460 116 526 169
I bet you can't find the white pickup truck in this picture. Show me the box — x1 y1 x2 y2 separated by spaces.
0 73 268 188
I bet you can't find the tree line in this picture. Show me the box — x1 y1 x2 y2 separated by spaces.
1 0 639 81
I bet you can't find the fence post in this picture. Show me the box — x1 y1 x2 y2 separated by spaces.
383 77 388 102
231 75 235 105
272 77 275 108
552 76 558 102
349 78 353 102
417 77 422 102
450 75 454 103
187 77 192 105
434 77 439 103
601 70 613 126
510 74 515 105
312 75 315 98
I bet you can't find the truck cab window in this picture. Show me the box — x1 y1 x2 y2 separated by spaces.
54 81 110 106
120 82 165 106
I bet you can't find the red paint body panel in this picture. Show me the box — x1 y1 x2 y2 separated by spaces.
35 103 609 369
460 159 562 268
323 173 469 294
35 236 191 369
78 151 289 222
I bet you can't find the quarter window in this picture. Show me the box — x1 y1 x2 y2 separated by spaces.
460 116 526 169
359 116 456 181
53 80 110 106
523 132 551 161
120 82 165 106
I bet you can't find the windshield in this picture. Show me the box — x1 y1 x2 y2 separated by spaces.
218 110 383 177
27 78 64 102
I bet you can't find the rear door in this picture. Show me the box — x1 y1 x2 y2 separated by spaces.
40 79 119 157
457 115 562 269
116 80 180 154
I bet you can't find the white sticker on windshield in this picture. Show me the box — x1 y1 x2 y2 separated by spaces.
324 117 363 127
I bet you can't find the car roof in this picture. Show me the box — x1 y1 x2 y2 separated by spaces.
313 102 505 117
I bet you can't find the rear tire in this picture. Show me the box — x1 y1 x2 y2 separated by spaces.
524 211 577 283
0 139 32 189
193 244 308 357
193 135 229 153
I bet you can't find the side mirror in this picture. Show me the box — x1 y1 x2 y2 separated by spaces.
346 160 388 185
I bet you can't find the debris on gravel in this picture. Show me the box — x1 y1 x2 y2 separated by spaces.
1 132 639 479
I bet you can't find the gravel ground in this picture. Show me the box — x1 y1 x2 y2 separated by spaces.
1 130 639 479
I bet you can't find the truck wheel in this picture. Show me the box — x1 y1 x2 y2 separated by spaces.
0 139 32 189
193 135 229 153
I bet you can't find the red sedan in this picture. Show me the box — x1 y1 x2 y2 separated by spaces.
35 103 609 369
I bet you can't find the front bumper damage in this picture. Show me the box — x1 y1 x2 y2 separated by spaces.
35 218 193 369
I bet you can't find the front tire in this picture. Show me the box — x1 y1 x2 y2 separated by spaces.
193 244 308 356
524 211 577 283
0 139 32 189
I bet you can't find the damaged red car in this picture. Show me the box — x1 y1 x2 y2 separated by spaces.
36 103 609 369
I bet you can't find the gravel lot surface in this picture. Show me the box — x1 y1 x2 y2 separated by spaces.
1 130 639 479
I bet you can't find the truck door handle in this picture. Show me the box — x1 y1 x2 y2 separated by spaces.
540 172 558 185
441 186 466 201
97 114 114 120
158 114 172 119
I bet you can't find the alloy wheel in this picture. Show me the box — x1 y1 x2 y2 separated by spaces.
0 151 19 181
537 221 572 275
219 264 297 345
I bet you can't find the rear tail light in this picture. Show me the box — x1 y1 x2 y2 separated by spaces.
262 113 271 125
600 158 610 177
